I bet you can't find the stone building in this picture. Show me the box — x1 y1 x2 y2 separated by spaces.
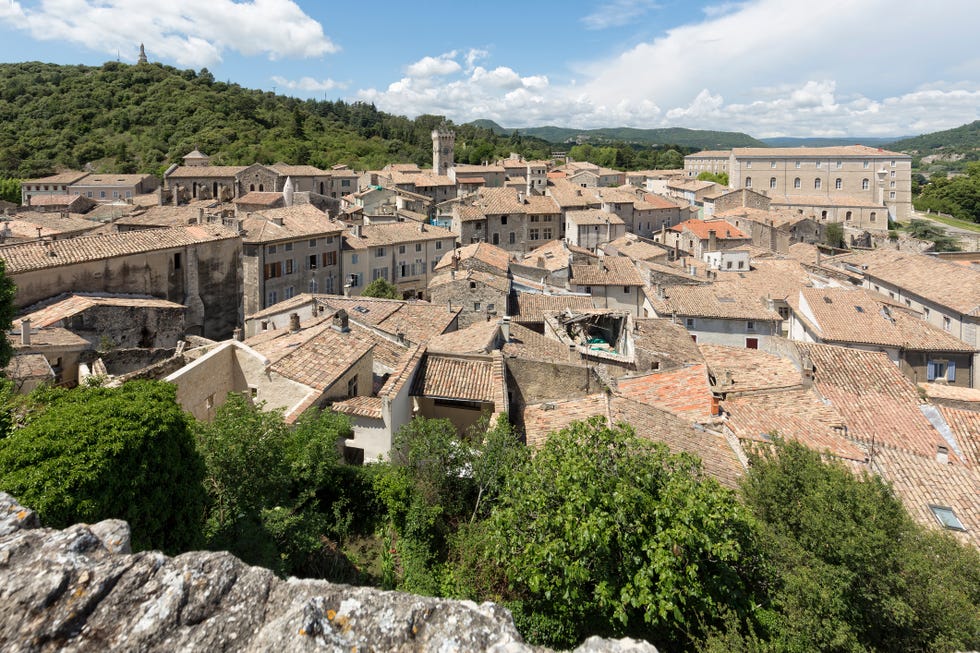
342 222 456 299
20 171 89 206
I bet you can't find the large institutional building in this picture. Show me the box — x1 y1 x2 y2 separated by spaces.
685 145 912 222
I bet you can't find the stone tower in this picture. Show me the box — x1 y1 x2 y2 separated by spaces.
137 43 148 65
432 126 455 176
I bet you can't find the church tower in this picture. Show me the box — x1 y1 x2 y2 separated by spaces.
432 126 455 176
137 43 148 65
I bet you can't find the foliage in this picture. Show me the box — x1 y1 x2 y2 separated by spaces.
824 222 845 248
712 438 980 652
0 381 205 553
512 125 766 149
886 120 980 157
194 393 363 577
904 219 961 252
0 178 20 204
475 417 760 650
914 162 980 224
697 171 729 186
361 277 401 299
0 259 15 369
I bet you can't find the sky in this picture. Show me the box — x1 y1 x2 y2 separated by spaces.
1 0 978 139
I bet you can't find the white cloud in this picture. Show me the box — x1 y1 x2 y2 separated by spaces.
581 0 661 30
0 0 337 68
357 0 980 137
464 48 489 72
271 75 346 92
405 53 461 77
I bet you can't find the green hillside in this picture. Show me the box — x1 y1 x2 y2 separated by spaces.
469 120 765 149
886 120 980 154
0 61 553 179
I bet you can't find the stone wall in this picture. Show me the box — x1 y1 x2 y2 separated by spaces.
0 493 656 653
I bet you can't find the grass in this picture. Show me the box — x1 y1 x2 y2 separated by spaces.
909 211 980 233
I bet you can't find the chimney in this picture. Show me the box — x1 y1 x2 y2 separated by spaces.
568 343 577 363
20 318 30 346
261 320 269 331
499 316 511 343
289 312 301 332
936 445 949 465
353 223 362 238
447 300 453 313
396 329 406 345
311 298 318 317
707 229 717 252
197 207 204 224
232 327 243 341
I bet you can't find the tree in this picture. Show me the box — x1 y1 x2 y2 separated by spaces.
361 277 401 299
0 259 15 369
722 438 980 652
697 171 729 186
906 219 960 252
0 381 206 553
475 417 760 649
824 222 845 248
0 178 20 205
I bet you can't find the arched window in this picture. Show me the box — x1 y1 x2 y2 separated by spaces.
870 212 877 222
250 184 255 192
814 178 822 190
835 178 843 190
745 176 752 189
794 177 801 189
319 182 324 194
862 178 870 190
770 177 777 189
258 184 264 192
845 211 852 221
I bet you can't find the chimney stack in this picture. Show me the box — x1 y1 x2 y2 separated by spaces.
289 313 301 332
20 318 30 346
707 229 717 252
499 317 511 343
232 327 243 341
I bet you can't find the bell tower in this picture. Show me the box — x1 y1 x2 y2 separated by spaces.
432 126 455 176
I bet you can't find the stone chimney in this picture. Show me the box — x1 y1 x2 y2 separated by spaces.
936 445 949 465
499 317 511 343
707 229 717 252
232 327 243 341
289 313 301 333
332 309 350 333
20 318 30 346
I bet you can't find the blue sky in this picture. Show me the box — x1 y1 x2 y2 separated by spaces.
1 0 978 138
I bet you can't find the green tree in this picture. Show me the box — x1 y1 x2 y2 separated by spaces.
475 417 760 649
825 222 845 248
0 381 206 553
906 219 960 252
698 171 729 186
0 178 21 205
361 277 401 299
0 259 15 369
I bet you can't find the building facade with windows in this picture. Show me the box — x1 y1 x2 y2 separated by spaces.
342 222 456 299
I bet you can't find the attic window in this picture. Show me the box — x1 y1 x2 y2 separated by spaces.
929 505 966 531
854 305 864 313
354 306 370 314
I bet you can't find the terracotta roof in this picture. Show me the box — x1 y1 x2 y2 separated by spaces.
411 353 499 402
667 179 717 192
435 241 512 273
23 171 89 185
835 249 980 316
522 240 592 272
615 364 714 420
632 318 704 369
570 257 645 287
523 394 610 448
640 193 680 210
343 222 455 249
271 163 329 176
686 150 731 159
606 235 670 263
919 383 980 405
234 192 283 206
502 321 579 364
72 174 154 186
411 174 455 188
27 194 86 207
873 446 980 548
474 187 526 215
511 292 595 322
610 396 745 489
546 179 600 209
11 326 89 349
0 225 238 274
648 284 782 321
523 195 560 215
770 195 884 209
670 218 748 240
319 296 460 345
798 343 956 462
566 208 625 226
257 321 375 390
731 145 908 158
331 395 383 420
4 214 100 239
113 204 219 229
20 294 183 328
4 353 53 380
722 389 865 462
166 165 248 178
240 204 343 244
700 344 802 394
426 319 500 354
429 268 511 294
939 405 980 467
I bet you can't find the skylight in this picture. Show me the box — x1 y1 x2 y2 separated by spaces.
854 306 864 313
929 505 966 531
354 306 370 314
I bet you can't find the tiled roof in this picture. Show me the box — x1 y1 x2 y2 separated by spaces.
166 165 248 178
919 383 980 405
343 222 455 249
454 204 486 223
546 179 600 209
939 405 980 467
632 318 704 369
319 296 460 345
700 344 802 394
426 319 500 354
570 257 645 287
640 193 681 210
411 353 499 402
411 174 455 188
502 321 578 364
0 225 238 274
429 268 511 293
454 164 505 174
649 284 782 321
873 446 980 548
522 240 584 272
234 192 283 206
435 242 512 273
566 208 625 226
606 235 669 263
610 396 745 489
686 150 731 159
474 187 526 215
4 214 100 238
511 292 596 322
259 322 375 390
113 203 218 229
23 171 89 184
615 363 714 420
523 195 560 214
4 352 53 380
670 218 748 240
731 145 907 158
27 194 86 207
798 343 955 461
835 249 980 316
331 395 383 420
667 179 717 192
523 394 610 448
20 294 183 328
11 326 89 349
72 174 154 186
722 389 865 462
271 163 329 176
240 204 343 244
770 195 884 209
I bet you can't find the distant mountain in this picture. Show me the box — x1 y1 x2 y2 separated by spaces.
761 136 909 148
884 120 980 154
465 121 766 149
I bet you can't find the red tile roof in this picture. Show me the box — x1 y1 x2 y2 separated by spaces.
615 363 714 420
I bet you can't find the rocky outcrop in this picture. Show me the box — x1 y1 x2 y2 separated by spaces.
0 493 657 652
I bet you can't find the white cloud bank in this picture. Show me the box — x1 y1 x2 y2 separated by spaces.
358 0 980 137
0 0 337 67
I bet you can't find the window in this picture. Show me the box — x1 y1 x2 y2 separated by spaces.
890 181 896 188
348 273 361 287
415 243 422 252
870 212 877 222
814 178 822 190
509 232 516 244
924 307 930 318
794 177 801 189
285 286 294 299
376 247 385 257
889 191 896 199
770 161 777 169
492 233 499 245
347 377 358 398
309 238 317 248
285 259 294 274
943 316 951 332
890 170 896 178
845 211 852 221
173 252 182 270
474 302 481 311
267 290 278 306
284 242 293 252
309 278 318 293
530 215 539 222
623 286 630 293
487 303 495 312
399 245 406 254
351 254 359 264
890 160 896 167
371 267 388 281
341 179 351 187
746 321 756 332
529 228 539 240
816 161 822 168
686 317 695 328
795 161 801 169
745 337 759 349
99 191 106 199
543 227 553 239
322 251 337 267
746 161 752 168
745 177 752 189
264 262 283 279
863 160 870 169
862 178 870 190
726 260 733 269
927 359 955 382
835 160 842 169
267 244 277 254
324 276 334 294
737 260 745 269
500 215 508 225
770 177 777 189
308 254 317 270
835 178 843 190
435 241 443 250
929 505 966 531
